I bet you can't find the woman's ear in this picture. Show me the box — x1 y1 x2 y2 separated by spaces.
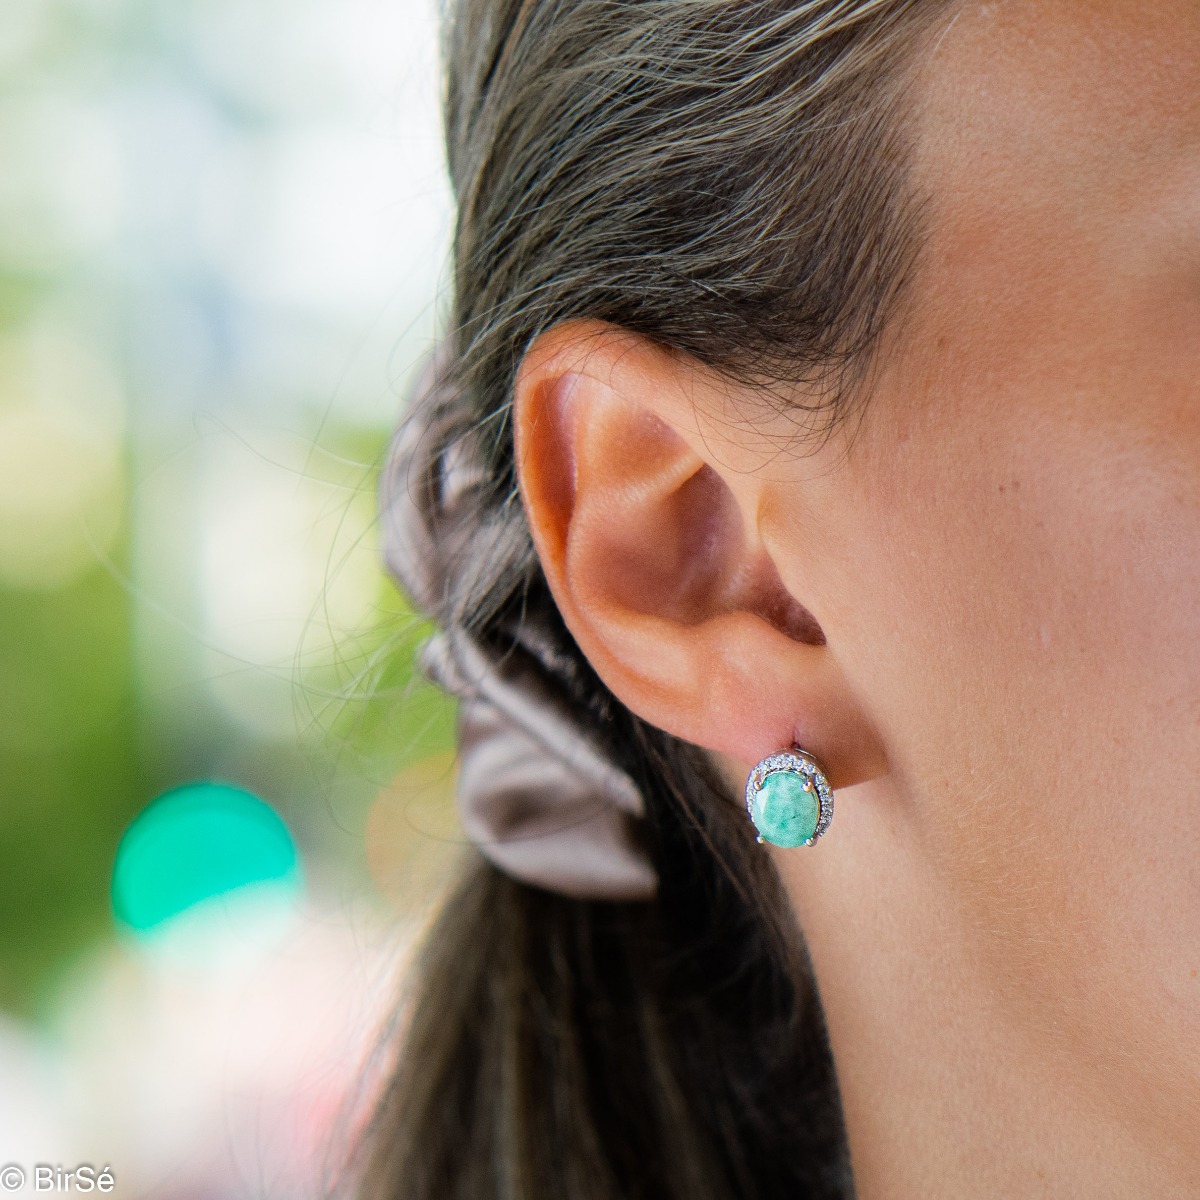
514 319 886 788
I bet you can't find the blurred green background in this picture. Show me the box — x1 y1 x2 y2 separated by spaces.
0 0 458 1023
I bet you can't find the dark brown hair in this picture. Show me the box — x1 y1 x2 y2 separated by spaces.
357 2 947 1196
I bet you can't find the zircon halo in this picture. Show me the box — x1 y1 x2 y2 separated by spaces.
744 749 834 848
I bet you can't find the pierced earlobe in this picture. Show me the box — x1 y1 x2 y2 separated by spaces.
745 747 834 847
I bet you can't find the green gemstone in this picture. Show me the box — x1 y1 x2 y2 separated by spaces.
751 771 819 848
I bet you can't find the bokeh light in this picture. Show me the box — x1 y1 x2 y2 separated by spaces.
0 324 126 591
0 0 460 1190
112 783 301 934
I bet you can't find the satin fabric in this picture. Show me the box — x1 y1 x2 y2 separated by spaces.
421 632 656 900
379 362 657 901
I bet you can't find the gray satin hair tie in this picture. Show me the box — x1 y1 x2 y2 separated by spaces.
380 363 657 902
418 630 656 900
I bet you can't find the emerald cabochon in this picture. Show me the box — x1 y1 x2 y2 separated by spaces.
744 749 834 848
750 771 820 847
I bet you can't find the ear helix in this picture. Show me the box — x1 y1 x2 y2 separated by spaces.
745 747 834 847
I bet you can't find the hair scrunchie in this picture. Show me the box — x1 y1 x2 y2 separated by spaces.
379 353 657 901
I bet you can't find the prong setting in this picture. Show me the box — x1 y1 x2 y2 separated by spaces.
744 749 834 847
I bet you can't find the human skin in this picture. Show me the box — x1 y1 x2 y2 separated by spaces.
513 1 1200 1195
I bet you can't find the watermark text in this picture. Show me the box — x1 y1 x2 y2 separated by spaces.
0 1165 115 1193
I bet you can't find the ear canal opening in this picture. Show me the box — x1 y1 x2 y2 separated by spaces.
755 567 826 646
674 463 827 647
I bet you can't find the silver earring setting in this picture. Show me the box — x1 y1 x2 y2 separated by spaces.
745 747 834 847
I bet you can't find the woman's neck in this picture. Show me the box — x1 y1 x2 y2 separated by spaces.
773 776 1198 1199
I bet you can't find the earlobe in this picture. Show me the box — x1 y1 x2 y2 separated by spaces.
514 319 887 790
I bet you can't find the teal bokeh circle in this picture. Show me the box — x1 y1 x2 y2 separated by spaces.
112 782 300 932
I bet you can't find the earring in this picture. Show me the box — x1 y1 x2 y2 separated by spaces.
745 747 834 847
